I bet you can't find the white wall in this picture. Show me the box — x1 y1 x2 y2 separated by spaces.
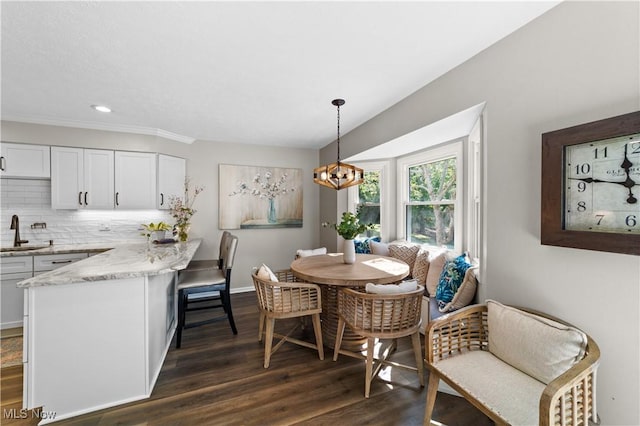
1 122 320 292
321 2 639 425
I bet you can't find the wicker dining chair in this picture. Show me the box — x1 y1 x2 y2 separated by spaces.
251 268 324 368
333 285 425 398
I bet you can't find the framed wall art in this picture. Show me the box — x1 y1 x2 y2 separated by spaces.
541 110 640 255
219 164 303 230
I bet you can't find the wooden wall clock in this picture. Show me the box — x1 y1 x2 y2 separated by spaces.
541 110 640 255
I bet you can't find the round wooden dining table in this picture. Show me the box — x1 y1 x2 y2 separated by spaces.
290 253 410 348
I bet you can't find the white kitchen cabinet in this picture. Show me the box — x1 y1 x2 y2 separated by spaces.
157 154 185 209
115 151 157 209
33 253 89 273
51 147 114 209
1 256 32 329
0 142 50 178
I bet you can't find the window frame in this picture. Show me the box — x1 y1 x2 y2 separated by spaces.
397 141 464 252
347 160 391 242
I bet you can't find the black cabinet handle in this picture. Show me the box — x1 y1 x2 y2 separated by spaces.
52 260 73 264
0 156 5 171
84 192 88 205
79 192 83 205
160 193 164 206
115 192 119 206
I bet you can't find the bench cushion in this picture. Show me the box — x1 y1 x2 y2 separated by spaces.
487 300 588 385
434 350 545 426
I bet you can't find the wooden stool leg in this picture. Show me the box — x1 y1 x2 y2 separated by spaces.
264 317 275 369
411 332 425 387
424 372 440 425
311 313 324 360
365 337 375 398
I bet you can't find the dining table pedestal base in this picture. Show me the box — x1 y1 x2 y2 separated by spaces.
320 284 367 350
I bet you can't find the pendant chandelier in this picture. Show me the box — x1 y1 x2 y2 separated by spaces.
313 99 364 190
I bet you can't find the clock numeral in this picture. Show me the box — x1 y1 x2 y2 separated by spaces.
631 142 640 155
595 214 605 225
577 181 586 192
575 163 591 175
594 147 608 159
626 215 637 227
577 201 587 212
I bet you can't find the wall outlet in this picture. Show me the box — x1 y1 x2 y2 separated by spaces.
99 223 111 231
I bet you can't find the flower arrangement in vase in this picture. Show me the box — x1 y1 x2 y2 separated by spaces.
322 209 374 264
168 177 204 242
229 171 296 224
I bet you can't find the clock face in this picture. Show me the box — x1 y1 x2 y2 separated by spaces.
564 133 640 233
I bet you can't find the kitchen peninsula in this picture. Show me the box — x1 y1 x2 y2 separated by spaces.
16 239 201 424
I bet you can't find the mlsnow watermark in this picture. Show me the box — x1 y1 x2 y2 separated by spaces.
3 408 57 420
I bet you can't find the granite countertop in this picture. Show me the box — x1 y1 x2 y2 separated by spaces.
17 239 202 288
0 242 136 257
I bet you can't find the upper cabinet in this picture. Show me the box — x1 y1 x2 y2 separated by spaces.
114 151 157 209
51 147 114 209
157 154 186 210
0 142 51 178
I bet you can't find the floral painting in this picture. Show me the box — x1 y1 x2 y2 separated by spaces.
219 164 303 229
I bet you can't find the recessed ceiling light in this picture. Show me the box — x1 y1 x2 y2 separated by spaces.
91 104 111 113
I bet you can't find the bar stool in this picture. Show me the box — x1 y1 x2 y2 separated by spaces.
175 234 238 348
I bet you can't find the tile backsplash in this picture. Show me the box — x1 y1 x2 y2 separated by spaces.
1 178 173 247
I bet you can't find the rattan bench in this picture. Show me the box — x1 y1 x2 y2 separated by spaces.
424 300 600 426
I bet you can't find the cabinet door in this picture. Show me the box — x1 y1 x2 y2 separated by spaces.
51 147 83 209
115 151 157 209
0 142 50 178
1 272 31 328
84 149 114 209
157 154 186 209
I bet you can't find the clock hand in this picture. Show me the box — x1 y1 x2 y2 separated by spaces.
621 143 637 204
569 177 637 204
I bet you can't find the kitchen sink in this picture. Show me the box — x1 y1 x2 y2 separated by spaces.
0 245 48 253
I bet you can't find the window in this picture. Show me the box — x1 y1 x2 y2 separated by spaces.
398 142 463 252
407 156 457 248
357 170 381 238
348 161 390 241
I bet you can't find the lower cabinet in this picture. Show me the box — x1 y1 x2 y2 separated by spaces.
23 271 178 422
0 253 89 329
0 256 32 329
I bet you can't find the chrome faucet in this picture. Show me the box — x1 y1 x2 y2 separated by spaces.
10 215 29 247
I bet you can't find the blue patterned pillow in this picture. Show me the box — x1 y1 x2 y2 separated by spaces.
435 253 472 308
354 236 381 254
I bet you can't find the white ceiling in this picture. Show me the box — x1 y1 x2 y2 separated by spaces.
1 1 559 149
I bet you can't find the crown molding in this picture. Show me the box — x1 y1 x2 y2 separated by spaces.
1 115 196 144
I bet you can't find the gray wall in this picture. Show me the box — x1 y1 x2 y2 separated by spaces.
1 122 320 292
319 2 639 424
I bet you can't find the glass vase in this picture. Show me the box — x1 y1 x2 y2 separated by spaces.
267 198 277 224
177 224 190 242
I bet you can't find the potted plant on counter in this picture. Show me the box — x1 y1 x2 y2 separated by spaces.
323 209 374 264
141 222 172 242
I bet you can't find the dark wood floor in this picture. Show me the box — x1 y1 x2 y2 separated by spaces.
1 292 492 426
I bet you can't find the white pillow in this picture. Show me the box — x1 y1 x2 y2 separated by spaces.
296 247 327 257
366 279 418 294
369 240 389 256
257 264 278 282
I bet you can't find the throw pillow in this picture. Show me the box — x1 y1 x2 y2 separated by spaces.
366 279 418 294
257 263 278 282
412 250 430 285
354 236 381 254
435 253 472 309
296 247 327 258
424 251 447 297
388 243 420 276
369 240 389 256
437 267 477 313
487 300 588 385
